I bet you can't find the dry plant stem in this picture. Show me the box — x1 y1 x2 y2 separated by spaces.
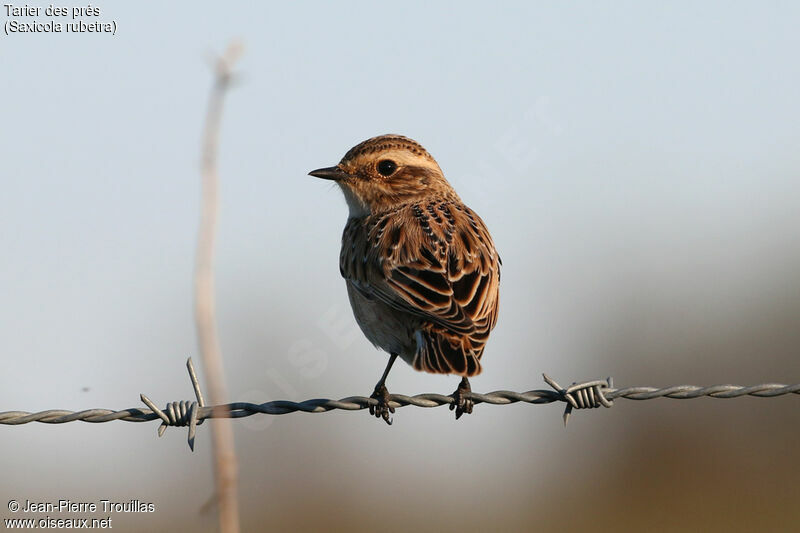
196 47 242 533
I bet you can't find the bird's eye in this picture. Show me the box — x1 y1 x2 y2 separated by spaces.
377 159 397 176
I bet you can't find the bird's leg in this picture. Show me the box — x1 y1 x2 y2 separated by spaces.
450 376 474 420
369 353 398 425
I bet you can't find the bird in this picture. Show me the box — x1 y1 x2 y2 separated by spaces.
309 135 501 424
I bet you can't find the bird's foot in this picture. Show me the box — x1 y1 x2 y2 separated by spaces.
369 384 395 425
450 377 474 420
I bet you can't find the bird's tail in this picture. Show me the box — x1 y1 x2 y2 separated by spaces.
412 326 484 377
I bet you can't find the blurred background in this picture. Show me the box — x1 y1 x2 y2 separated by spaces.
2 2 799 532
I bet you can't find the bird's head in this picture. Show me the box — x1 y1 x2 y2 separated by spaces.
309 135 458 217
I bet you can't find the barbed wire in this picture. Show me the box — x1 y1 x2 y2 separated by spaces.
1 358 798 451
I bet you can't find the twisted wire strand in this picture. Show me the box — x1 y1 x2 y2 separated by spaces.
1 359 798 451
2 383 798 422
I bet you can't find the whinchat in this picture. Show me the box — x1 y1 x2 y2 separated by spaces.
310 135 501 424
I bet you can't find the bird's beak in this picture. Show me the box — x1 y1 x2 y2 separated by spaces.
308 166 350 181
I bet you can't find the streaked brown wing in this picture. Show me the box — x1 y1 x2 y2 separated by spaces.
341 199 500 373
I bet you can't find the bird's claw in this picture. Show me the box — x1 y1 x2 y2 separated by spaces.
369 384 395 425
450 378 474 420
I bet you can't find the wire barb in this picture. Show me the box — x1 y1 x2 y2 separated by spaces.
139 358 206 451
543 374 614 426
